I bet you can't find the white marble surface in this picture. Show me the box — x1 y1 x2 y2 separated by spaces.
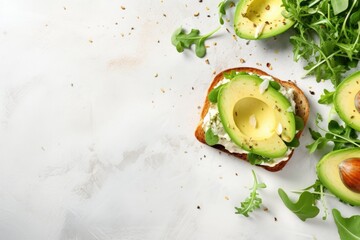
0 0 359 239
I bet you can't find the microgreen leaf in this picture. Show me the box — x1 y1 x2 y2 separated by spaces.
295 116 304 131
309 128 322 140
278 188 320 221
332 209 360 240
171 26 221 58
318 89 335 104
208 85 224 103
286 137 300 148
235 170 266 217
223 70 248 79
247 153 272 165
269 81 281 90
328 120 345 135
205 128 219 146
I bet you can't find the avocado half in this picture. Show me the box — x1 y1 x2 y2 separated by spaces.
317 148 360 206
217 74 296 158
234 0 294 39
334 71 360 131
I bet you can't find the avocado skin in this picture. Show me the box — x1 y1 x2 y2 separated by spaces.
234 0 294 40
217 74 295 158
317 148 360 206
334 71 360 131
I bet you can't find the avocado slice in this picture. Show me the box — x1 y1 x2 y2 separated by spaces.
334 71 360 131
234 0 294 39
217 74 296 158
317 148 360 206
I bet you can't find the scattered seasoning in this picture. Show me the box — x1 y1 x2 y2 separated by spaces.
207 14 211 17
157 40 160 43
163 13 167 17
205 59 210 64
235 173 238 176
265 5 270 10
121 6 126 10
154 73 158 77
88 39 93 43
225 196 229 200
131 27 134 30
199 0 203 2
246 41 250 45
197 106 201 109
197 205 201 209
309 90 315 95
213 42 217 46
160 88 165 93
266 62 273 70
194 12 200 17
213 71 217 75
240 58 246 63
218 165 222 167
274 217 278 221
192 86 194 90
263 207 269 211
63 6 67 10
232 34 237 41
226 28 231 33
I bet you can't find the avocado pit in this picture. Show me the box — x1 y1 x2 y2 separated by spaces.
354 91 360 113
338 158 360 193
233 97 276 140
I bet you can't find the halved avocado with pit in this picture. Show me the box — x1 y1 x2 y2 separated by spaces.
234 0 294 39
334 71 360 131
217 74 296 158
317 148 360 206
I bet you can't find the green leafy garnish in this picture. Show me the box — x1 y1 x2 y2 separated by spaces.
218 0 235 25
278 188 320 221
285 137 300 148
295 115 304 130
318 89 335 104
235 170 266 217
306 114 360 153
223 70 248 79
282 0 360 85
171 26 221 58
247 153 272 165
269 81 281 90
332 208 360 240
205 128 219 146
208 85 224 103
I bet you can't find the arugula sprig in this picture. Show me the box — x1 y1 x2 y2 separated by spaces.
218 0 235 25
278 179 329 221
235 170 266 217
318 89 335 104
171 26 221 58
306 113 360 153
282 0 360 85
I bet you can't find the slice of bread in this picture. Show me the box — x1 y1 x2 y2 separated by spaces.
195 67 310 172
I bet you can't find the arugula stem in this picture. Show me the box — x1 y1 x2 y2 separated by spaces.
177 26 221 41
304 50 341 77
291 190 335 197
316 122 360 147
320 184 328 220
340 0 358 40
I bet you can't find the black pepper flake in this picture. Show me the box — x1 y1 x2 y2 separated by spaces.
274 217 278 221
197 205 201 209
309 90 315 95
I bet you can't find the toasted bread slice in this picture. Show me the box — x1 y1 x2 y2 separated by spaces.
195 67 310 172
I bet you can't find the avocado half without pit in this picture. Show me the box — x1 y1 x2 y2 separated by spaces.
234 0 294 39
334 71 360 131
317 148 360 206
217 74 296 158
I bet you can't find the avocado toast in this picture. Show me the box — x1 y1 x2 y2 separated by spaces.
195 67 310 171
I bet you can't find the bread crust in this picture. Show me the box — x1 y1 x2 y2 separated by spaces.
195 67 310 172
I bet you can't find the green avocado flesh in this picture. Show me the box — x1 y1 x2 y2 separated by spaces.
317 148 360 206
234 0 294 40
334 71 360 131
217 74 296 158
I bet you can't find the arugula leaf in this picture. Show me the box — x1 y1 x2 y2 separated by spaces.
318 89 335 104
278 188 320 221
295 115 304 130
235 170 266 217
309 128 322 140
218 0 235 25
205 128 219 146
208 85 224 103
171 26 221 58
331 0 349 15
332 209 360 240
269 81 281 90
286 137 300 148
223 70 248 79
247 153 272 165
